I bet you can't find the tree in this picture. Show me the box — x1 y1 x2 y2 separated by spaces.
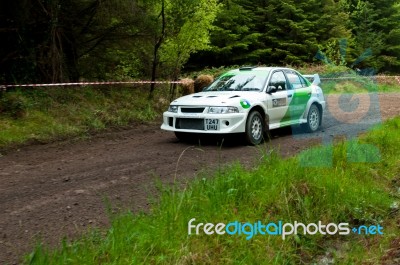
342 0 400 71
160 0 219 77
189 0 351 68
148 0 220 98
1 0 399 85
192 0 261 67
254 0 351 65
0 0 153 83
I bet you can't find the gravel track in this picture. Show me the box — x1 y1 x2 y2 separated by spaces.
0 93 399 264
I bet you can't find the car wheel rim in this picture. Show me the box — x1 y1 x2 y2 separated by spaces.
251 116 262 140
309 108 319 131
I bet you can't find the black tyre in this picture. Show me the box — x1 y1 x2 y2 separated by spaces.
245 111 264 145
303 104 321 133
174 132 191 142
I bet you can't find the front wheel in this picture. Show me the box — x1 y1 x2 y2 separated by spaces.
303 104 321 133
245 111 264 145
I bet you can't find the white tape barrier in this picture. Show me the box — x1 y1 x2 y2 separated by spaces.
0 80 193 90
0 76 399 89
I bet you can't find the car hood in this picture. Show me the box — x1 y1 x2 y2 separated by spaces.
171 91 262 106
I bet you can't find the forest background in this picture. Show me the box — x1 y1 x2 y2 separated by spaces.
1 0 399 89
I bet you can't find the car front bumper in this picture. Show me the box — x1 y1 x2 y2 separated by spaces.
161 112 247 134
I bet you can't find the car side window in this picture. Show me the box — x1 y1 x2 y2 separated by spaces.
298 74 309 87
286 71 309 89
268 71 287 91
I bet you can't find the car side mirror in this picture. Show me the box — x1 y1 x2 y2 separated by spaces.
267 86 277 94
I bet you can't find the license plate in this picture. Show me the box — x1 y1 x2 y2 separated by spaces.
205 119 219 130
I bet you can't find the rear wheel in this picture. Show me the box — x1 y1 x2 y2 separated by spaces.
303 104 321 133
245 111 264 145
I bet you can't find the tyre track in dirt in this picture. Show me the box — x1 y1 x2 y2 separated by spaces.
0 93 399 264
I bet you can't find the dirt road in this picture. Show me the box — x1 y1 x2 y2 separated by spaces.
0 93 399 264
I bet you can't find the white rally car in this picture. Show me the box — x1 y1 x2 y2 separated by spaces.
161 67 326 145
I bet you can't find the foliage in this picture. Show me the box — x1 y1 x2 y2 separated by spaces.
0 91 28 118
159 0 220 78
190 0 352 67
335 0 400 71
25 117 400 264
189 0 400 72
0 0 399 86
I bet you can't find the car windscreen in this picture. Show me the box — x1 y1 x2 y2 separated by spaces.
204 71 269 92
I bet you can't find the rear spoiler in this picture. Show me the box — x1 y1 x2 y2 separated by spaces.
303 74 321 86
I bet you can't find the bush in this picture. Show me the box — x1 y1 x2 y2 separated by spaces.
0 92 28 118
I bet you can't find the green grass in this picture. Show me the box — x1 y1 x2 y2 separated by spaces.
0 86 169 149
298 64 400 94
320 79 399 94
297 65 400 94
26 117 400 264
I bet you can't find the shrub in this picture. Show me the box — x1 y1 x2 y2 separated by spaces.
194 75 214 92
0 92 28 118
179 78 195 95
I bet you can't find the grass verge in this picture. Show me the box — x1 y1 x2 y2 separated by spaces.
26 117 400 264
320 78 399 94
1 65 398 150
0 86 169 150
297 64 399 94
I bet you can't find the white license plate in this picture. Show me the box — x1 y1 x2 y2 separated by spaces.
205 119 219 130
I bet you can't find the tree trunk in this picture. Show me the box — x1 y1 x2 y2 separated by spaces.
149 0 165 99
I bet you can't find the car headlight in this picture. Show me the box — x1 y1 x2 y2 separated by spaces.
208 106 239 114
168 105 178 113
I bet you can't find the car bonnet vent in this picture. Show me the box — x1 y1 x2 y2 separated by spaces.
192 95 203 98
229 95 240 99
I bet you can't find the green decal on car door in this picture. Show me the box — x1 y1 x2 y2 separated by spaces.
289 88 311 119
280 71 312 124
280 88 311 123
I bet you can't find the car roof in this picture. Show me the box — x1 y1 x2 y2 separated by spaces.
227 66 296 74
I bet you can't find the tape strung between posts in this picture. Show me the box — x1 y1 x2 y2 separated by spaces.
0 80 192 90
319 75 400 82
0 76 399 89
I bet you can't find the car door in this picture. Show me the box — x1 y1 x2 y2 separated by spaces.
284 70 312 121
266 71 290 127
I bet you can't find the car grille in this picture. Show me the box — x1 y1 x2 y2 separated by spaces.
175 118 204 130
180 107 205 113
